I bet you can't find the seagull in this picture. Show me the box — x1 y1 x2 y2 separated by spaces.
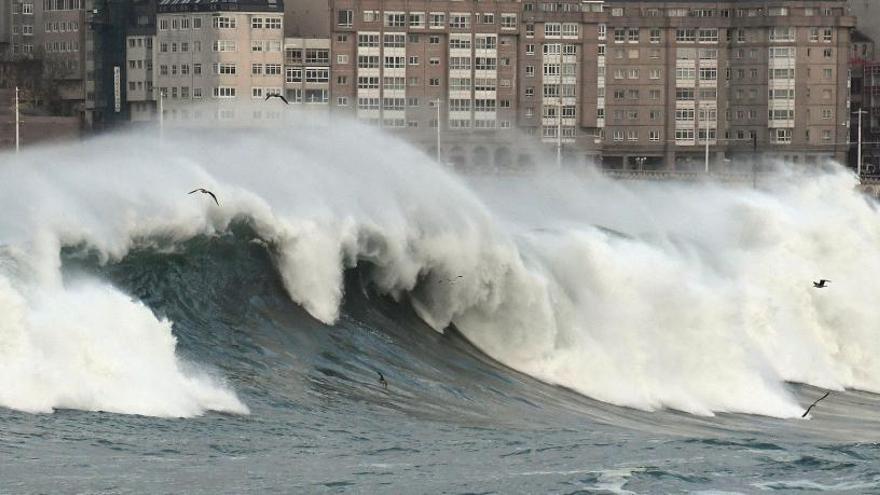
437 275 464 284
188 188 219 206
264 93 289 104
801 391 830 418
377 371 388 390
812 279 831 288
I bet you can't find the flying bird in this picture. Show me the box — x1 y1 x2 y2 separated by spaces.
801 391 830 418
265 93 289 104
377 371 388 390
812 279 831 288
188 188 220 206
438 275 464 284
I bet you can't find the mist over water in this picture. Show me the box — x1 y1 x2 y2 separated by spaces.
0 120 879 423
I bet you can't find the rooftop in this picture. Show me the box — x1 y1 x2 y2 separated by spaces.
157 0 283 14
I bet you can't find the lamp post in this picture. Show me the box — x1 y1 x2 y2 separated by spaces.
854 109 868 177
704 114 710 173
433 98 442 164
14 86 20 153
154 87 165 140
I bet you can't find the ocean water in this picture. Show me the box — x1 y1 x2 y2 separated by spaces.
1 122 880 494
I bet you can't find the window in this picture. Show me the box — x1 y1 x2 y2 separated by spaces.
675 109 695 121
306 68 329 83
628 28 639 42
214 40 235 52
676 29 696 42
676 67 695 80
501 14 517 29
337 97 348 106
649 130 661 142
363 10 379 22
772 128 792 143
214 87 236 98
475 57 496 70
769 7 788 16
650 29 661 43
449 14 471 29
306 49 329 64
675 129 695 141
676 88 695 100
649 68 661 79
384 33 406 47
697 29 718 43
449 37 471 49
545 23 561 37
266 18 281 29
337 10 352 27
213 16 236 29
409 13 425 28
430 13 446 28
385 12 406 28
769 27 794 42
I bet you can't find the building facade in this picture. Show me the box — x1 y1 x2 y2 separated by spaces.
327 0 854 171
151 0 285 124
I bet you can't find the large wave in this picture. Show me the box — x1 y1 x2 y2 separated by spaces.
1 119 878 419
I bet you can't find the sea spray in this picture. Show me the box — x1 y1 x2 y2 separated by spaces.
1 121 878 418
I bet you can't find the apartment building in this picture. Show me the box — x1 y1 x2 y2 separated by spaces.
125 32 155 122
153 0 285 124
329 0 854 171
1 0 88 113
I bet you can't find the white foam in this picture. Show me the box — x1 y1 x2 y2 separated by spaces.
2 118 879 419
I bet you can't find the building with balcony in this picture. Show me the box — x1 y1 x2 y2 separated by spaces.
328 0 854 171
152 0 285 125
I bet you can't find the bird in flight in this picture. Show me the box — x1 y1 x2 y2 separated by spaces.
264 93 289 104
377 371 388 390
812 279 831 288
188 188 219 206
438 275 464 284
801 391 830 418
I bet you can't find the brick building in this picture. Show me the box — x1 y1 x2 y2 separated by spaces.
328 0 854 171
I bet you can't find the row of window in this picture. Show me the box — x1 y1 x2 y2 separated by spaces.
610 6 838 18
42 0 81 11
355 33 498 50
44 20 79 32
210 40 283 53
341 11 518 30
44 40 79 52
285 48 330 65
157 16 282 31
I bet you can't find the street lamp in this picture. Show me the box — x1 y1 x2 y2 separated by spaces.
432 98 442 164
854 109 868 177
14 86 20 153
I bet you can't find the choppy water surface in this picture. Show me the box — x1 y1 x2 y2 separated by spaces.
2 125 880 493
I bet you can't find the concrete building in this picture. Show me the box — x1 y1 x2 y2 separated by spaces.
152 0 285 125
1 0 88 116
329 0 855 171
